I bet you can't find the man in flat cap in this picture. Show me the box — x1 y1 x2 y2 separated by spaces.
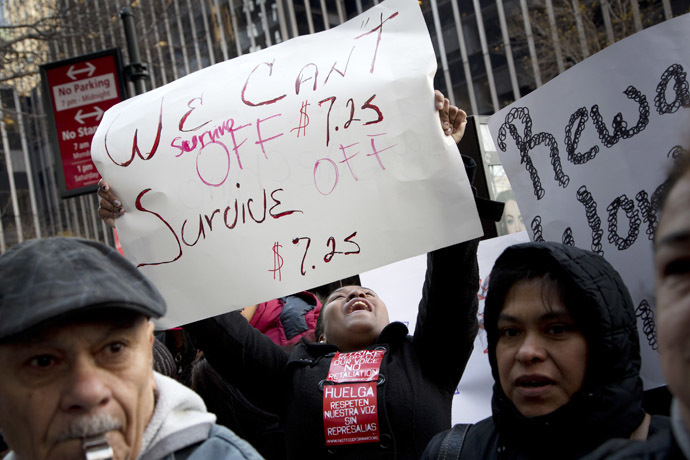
0 237 263 460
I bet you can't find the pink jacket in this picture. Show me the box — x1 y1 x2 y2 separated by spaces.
249 291 322 347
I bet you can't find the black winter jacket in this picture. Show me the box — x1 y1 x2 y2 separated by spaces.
580 398 688 460
422 242 669 460
186 239 479 460
578 425 685 460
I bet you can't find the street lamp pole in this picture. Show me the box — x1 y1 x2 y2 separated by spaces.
119 7 149 96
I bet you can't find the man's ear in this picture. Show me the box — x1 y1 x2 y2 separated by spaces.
146 320 155 345
146 321 156 390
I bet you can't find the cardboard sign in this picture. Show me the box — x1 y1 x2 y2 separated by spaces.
91 0 481 328
487 14 690 388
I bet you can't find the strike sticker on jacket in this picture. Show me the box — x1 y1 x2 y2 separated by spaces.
323 350 384 445
90 0 481 328
487 13 690 389
327 349 385 382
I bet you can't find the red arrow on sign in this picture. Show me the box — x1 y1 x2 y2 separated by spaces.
67 61 96 80
74 106 104 124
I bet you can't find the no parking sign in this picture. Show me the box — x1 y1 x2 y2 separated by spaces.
41 48 126 197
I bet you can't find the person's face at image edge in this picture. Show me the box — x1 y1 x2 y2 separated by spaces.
0 314 155 460
655 168 690 427
496 278 588 417
321 285 390 352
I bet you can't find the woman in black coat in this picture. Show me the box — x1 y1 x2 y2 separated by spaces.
184 236 479 460
422 242 669 460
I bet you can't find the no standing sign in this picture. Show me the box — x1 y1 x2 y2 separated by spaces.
41 48 126 197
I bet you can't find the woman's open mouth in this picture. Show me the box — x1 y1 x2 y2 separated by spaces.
345 299 373 315
514 375 555 397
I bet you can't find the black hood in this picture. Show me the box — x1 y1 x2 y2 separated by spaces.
484 242 644 458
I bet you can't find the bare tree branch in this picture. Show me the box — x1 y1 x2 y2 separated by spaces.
506 0 668 85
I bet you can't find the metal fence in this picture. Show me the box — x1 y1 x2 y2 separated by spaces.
0 0 687 250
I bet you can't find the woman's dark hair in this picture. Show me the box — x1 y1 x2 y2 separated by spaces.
314 288 343 342
190 353 284 459
315 308 325 342
190 354 243 429
315 291 338 342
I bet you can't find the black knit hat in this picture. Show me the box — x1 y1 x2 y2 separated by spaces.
152 337 178 379
0 237 166 341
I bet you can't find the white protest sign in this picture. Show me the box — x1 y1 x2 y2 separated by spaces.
91 0 482 328
360 231 530 424
487 14 690 388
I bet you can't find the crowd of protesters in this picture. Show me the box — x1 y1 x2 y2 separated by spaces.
0 88 688 460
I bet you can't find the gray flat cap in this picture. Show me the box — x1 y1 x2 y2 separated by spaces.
0 237 166 340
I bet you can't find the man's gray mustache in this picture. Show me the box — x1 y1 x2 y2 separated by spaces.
57 414 122 441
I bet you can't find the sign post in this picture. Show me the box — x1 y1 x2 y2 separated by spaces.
40 48 126 197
